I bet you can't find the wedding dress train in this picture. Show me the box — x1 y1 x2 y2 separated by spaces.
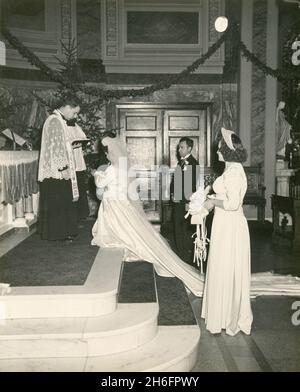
91 164 202 297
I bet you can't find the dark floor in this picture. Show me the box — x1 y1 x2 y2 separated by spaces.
248 221 300 276
0 220 97 286
0 220 299 371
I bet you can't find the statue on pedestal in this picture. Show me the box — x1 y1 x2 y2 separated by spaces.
276 101 292 160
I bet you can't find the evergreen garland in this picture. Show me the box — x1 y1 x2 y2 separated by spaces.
3 21 300 95
3 19 300 149
238 40 300 81
1 23 234 103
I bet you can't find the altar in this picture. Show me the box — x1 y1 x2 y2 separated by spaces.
0 151 39 235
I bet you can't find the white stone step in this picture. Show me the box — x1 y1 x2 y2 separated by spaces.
0 248 124 319
0 303 158 359
0 326 200 372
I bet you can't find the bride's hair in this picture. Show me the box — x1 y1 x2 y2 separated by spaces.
216 131 247 163
101 129 118 139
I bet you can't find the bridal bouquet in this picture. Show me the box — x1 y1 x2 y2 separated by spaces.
185 186 211 274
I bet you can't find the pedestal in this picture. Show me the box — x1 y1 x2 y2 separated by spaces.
276 167 295 197
275 167 296 227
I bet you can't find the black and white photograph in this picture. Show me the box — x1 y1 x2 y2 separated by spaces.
0 0 300 375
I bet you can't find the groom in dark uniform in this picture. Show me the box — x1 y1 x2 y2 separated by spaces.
170 137 199 265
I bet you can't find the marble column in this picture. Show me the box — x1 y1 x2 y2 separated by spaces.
0 0 6 67
251 0 267 169
239 0 253 165
60 0 77 47
264 0 279 219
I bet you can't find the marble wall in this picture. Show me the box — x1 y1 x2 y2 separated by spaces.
105 83 238 142
242 0 279 220
77 0 102 60
251 0 267 168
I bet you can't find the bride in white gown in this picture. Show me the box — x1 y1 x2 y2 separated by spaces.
91 134 300 305
91 135 202 297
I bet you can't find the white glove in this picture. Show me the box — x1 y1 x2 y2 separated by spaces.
204 185 212 197
189 205 203 215
96 187 105 200
197 206 209 218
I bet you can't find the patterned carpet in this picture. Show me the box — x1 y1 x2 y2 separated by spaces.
0 220 98 287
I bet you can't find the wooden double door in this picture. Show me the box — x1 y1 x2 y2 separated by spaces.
114 103 212 224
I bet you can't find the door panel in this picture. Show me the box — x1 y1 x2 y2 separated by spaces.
168 115 200 131
126 116 157 131
117 105 210 225
119 109 162 223
126 137 157 168
163 110 207 166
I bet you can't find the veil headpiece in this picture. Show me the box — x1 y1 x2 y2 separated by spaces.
101 135 137 197
221 127 236 150
102 135 128 166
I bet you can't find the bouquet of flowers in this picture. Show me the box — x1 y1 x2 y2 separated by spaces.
185 185 211 274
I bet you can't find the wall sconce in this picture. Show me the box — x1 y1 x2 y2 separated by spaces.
214 16 228 33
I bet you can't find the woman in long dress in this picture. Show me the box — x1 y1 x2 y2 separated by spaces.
91 135 202 297
200 128 253 335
